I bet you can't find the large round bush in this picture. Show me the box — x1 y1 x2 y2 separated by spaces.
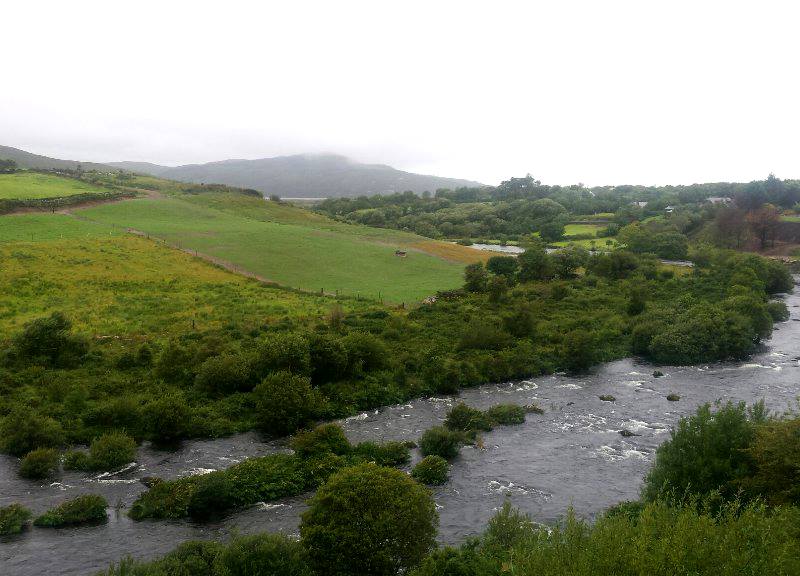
412 456 449 485
89 431 137 470
19 448 59 479
254 372 326 436
0 408 64 457
214 533 312 576
301 463 438 576
419 426 463 459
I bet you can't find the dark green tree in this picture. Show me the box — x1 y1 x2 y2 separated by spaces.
301 463 438 576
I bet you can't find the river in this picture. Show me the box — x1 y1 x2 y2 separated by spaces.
2 285 798 575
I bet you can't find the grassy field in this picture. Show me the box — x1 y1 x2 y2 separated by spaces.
0 213 121 242
563 223 605 236
0 226 368 336
0 172 110 200
76 195 481 302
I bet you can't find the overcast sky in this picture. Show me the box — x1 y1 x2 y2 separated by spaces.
2 1 798 186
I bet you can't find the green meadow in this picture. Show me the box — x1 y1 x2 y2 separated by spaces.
77 195 477 302
0 172 109 200
0 228 369 336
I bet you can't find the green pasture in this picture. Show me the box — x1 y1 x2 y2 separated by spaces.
564 223 605 237
78 197 467 302
0 172 109 200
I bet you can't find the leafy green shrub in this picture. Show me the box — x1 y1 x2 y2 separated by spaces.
485 404 526 426
250 333 311 378
88 431 137 471
19 447 59 479
63 450 91 471
195 353 251 394
467 499 800 575
130 454 309 521
290 423 351 458
767 301 790 321
458 320 511 351
13 312 88 367
187 472 238 522
341 332 390 373
745 417 800 506
254 372 327 436
445 403 493 433
667 393 680 401
352 441 410 466
419 426 464 460
301 463 437 576
142 392 191 443
101 540 224 576
302 452 349 487
309 334 349 384
643 402 764 501
34 494 108 527
412 455 449 485
0 407 64 457
214 533 313 576
0 504 32 535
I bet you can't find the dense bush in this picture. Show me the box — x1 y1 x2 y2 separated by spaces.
301 463 438 576
141 392 191 443
419 427 464 459
412 455 449 485
129 454 309 521
767 300 790 321
351 441 411 466
187 472 238 522
34 494 108 527
0 503 32 535
341 332 390 373
290 423 351 458
19 447 59 479
250 333 311 378
12 312 88 367
410 499 800 576
195 353 251 394
643 402 765 501
485 404 526 426
215 533 313 576
0 408 65 457
445 403 493 433
63 450 91 471
744 417 800 506
308 333 349 384
100 534 310 576
88 431 137 471
254 372 327 436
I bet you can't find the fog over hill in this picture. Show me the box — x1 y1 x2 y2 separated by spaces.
0 145 482 198
109 154 484 198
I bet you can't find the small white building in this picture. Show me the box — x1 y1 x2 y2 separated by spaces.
631 201 648 208
706 196 732 205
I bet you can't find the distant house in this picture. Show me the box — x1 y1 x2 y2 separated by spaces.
706 196 732 205
631 201 648 208
395 250 407 258
664 205 675 214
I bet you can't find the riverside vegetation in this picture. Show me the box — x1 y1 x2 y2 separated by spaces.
0 231 790 479
99 402 800 575
0 167 796 573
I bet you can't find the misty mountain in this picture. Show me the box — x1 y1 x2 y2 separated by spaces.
108 154 483 198
0 145 112 172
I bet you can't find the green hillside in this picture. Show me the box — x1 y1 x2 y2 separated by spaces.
0 172 110 200
76 192 483 302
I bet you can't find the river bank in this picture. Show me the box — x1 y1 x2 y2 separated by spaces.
2 287 798 576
